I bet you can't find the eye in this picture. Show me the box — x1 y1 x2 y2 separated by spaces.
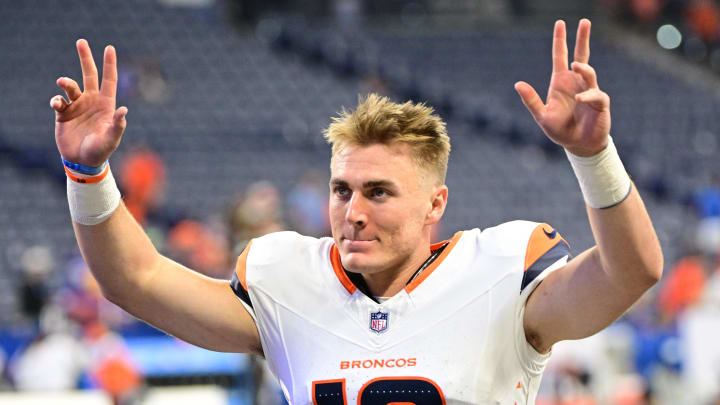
371 188 387 198
334 186 350 198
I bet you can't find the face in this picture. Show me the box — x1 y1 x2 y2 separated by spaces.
329 142 447 275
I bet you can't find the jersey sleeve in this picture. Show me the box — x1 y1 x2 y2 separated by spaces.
514 222 571 375
521 223 571 294
230 240 255 319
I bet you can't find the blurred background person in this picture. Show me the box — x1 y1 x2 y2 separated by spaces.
1 0 720 403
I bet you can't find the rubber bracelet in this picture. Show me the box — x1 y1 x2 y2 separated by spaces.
64 164 110 184
61 157 107 175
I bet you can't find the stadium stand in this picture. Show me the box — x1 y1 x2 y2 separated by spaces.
0 0 706 283
0 0 706 324
1 0 719 403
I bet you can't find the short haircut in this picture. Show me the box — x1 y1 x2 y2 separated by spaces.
323 93 451 184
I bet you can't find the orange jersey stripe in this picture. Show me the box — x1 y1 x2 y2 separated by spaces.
524 223 568 272
64 164 110 184
330 244 357 294
358 376 446 405
329 231 463 295
235 240 253 291
405 231 463 294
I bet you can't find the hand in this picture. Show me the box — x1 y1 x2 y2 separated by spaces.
514 19 611 157
51 39 128 167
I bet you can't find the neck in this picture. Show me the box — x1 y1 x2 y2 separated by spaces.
360 245 433 298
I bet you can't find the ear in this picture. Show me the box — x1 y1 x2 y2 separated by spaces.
425 184 448 226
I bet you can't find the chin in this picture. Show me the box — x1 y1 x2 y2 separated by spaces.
341 252 385 274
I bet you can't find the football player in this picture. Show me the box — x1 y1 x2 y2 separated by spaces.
51 19 662 404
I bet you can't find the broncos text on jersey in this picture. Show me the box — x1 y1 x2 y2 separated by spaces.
230 220 570 405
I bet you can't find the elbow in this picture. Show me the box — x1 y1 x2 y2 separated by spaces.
648 241 664 283
630 235 664 288
97 284 128 309
605 247 663 293
89 271 144 314
637 249 664 289
99 284 146 317
650 257 664 284
642 263 663 288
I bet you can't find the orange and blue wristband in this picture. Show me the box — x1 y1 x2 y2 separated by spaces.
62 157 110 184
61 157 107 175
64 164 110 184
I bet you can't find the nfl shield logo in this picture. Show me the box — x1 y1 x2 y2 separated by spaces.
369 310 389 333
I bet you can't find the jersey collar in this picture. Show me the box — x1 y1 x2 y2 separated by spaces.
329 231 464 296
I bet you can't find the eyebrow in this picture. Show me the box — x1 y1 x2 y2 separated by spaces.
330 179 397 189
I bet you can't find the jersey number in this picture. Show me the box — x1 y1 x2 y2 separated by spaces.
312 377 445 405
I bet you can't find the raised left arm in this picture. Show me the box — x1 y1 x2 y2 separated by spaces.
523 185 662 353
515 19 663 353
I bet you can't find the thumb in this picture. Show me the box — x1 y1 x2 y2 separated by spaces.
514 81 545 121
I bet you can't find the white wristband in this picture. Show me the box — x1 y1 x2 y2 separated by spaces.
67 167 122 225
565 136 632 209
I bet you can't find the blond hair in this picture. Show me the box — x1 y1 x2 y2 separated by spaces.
323 93 451 184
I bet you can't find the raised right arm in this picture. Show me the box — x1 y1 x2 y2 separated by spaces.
52 40 261 354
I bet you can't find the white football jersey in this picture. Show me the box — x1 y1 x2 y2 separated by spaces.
230 220 570 405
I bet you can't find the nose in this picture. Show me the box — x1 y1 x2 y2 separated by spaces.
345 193 368 227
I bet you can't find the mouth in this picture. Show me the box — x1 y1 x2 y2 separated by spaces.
341 236 377 251
343 236 375 242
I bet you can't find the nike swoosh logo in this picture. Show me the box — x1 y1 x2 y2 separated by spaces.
543 228 557 239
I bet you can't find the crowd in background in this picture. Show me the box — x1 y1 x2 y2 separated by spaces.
0 147 331 404
1 1 720 404
0 142 719 405
539 197 720 404
606 0 720 72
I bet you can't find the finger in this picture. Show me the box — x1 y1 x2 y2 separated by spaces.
575 88 609 111
573 18 591 64
110 106 129 143
571 62 598 89
50 95 70 112
76 39 99 92
57 77 82 101
552 20 569 73
100 45 118 98
514 81 546 120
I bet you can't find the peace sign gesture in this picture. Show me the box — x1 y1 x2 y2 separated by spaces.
515 19 611 157
51 40 128 167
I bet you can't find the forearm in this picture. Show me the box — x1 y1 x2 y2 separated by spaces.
53 41 261 353
565 135 663 292
72 201 162 304
73 203 261 353
586 185 663 292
